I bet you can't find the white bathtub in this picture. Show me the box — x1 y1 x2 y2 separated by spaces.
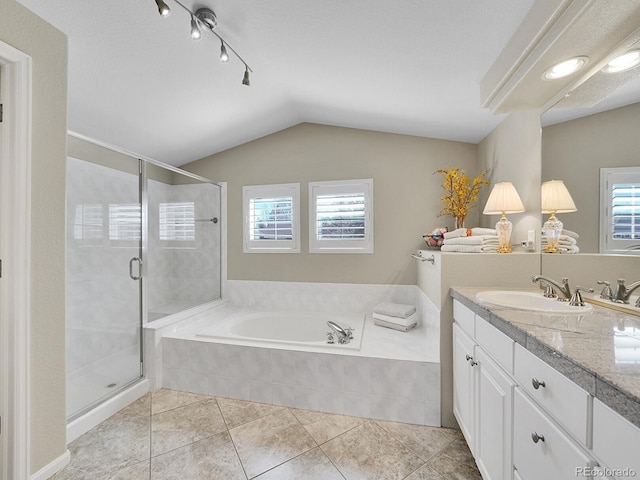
196 310 366 350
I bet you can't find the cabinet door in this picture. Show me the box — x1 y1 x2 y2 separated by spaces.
476 347 515 480
453 323 477 454
514 389 594 480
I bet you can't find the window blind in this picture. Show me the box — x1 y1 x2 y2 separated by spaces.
160 202 196 241
316 192 366 239
611 183 640 240
249 196 293 240
74 203 103 241
108 203 141 241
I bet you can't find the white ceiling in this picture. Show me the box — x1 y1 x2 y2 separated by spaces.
16 0 537 166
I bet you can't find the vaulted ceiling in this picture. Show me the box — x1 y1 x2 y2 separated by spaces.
16 0 543 166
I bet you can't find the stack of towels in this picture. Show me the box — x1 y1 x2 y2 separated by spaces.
373 303 419 332
440 227 499 253
541 229 580 254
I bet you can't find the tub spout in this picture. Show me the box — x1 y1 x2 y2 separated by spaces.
327 321 352 344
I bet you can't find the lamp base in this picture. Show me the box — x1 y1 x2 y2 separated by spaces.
495 215 512 254
543 213 563 253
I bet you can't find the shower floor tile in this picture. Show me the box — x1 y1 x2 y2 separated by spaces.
54 389 481 480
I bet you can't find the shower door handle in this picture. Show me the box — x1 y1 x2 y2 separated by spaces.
129 257 142 280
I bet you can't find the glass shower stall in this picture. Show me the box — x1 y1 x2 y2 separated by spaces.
65 141 221 420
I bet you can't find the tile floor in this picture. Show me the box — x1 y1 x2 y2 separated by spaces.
53 389 482 480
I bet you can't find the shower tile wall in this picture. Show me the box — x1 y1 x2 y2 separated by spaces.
147 180 220 319
66 158 141 414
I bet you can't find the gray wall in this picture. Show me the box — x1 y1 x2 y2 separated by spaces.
0 0 68 472
183 123 478 286
542 102 640 253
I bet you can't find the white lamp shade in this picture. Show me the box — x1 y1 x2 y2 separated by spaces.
483 182 525 215
541 180 577 213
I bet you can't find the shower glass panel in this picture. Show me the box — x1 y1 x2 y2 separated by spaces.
146 165 221 321
65 157 143 420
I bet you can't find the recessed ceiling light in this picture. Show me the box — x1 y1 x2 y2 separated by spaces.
542 56 589 80
601 49 640 74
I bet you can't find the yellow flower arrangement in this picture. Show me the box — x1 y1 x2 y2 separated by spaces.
434 167 490 228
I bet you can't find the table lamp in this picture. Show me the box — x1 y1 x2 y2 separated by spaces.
541 180 576 253
483 182 525 253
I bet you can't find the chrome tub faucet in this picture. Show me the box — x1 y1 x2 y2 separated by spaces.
327 321 353 345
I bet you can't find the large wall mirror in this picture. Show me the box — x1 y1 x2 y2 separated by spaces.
541 49 640 256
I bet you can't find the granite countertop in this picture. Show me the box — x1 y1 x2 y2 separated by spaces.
451 287 640 429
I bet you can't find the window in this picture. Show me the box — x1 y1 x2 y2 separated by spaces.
243 183 300 253
600 167 640 255
160 202 196 241
309 179 373 253
73 203 103 242
108 203 141 241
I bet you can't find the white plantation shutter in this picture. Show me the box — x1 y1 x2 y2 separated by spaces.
160 202 196 241
243 183 300 253
309 179 373 253
74 203 103 241
600 167 640 254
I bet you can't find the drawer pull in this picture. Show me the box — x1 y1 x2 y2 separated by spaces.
531 432 545 444
465 354 478 367
532 377 546 390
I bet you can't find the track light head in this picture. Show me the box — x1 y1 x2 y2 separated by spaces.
194 8 217 30
155 0 171 17
190 15 201 40
242 68 250 86
220 42 229 62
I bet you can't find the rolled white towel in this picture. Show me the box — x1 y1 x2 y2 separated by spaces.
471 227 498 236
373 311 420 328
542 235 577 246
444 235 498 246
373 318 417 332
372 302 416 318
444 227 470 239
562 229 579 239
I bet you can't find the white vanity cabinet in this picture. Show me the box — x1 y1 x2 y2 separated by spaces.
592 399 640 477
453 301 516 480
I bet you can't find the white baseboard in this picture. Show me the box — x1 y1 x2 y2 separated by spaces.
30 450 70 480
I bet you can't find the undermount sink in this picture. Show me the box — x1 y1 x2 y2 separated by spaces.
475 290 593 314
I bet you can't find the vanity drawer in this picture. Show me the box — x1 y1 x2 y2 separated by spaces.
476 316 514 374
514 344 589 444
513 388 594 480
592 399 640 476
453 300 475 337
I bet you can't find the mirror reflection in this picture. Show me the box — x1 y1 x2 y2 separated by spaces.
541 51 640 255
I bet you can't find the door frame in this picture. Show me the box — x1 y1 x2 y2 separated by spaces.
0 40 32 480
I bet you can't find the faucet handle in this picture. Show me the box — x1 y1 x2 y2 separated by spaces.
543 284 557 298
597 281 613 300
569 287 594 307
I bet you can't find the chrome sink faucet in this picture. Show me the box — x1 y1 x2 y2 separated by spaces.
612 279 640 306
532 275 572 300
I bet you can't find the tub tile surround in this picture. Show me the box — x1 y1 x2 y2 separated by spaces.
53 389 480 480
451 287 640 428
152 281 441 426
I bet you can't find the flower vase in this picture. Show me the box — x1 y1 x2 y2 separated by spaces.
455 217 465 230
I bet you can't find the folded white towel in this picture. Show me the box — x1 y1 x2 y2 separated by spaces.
542 235 577 246
373 311 419 327
562 229 579 240
441 244 498 253
542 244 579 254
444 227 497 239
373 318 417 332
373 302 416 318
444 235 498 246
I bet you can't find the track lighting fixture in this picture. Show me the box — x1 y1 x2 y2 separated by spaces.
152 0 253 86
154 0 171 17
190 15 201 40
220 41 229 63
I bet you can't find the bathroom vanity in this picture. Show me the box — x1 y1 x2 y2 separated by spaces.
451 287 640 480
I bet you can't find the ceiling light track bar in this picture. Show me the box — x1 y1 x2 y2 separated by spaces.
154 0 253 84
